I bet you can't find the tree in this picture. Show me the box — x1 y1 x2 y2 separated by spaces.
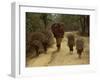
79 15 89 36
40 13 52 29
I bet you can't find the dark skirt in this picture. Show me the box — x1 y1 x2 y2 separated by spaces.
69 45 74 51
77 48 83 55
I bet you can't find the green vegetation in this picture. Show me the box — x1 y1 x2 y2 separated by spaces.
26 12 89 36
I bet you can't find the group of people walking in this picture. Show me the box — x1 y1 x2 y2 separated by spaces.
26 22 84 59
51 23 84 59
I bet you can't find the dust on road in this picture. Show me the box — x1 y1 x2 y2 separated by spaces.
26 32 89 67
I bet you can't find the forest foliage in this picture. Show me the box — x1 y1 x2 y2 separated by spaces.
26 12 89 36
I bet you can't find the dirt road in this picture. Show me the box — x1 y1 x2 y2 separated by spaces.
26 32 89 67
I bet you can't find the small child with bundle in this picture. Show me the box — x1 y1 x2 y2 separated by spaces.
67 33 75 54
76 37 84 59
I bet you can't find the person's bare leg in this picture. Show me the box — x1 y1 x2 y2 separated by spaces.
35 47 39 57
57 44 60 51
56 38 62 51
69 46 73 55
78 54 81 59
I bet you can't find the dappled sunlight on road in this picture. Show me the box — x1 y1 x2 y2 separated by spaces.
26 32 89 67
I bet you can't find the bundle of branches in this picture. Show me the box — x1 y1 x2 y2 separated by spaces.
41 30 54 47
26 31 54 57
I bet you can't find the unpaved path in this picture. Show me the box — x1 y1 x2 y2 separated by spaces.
26 32 89 67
